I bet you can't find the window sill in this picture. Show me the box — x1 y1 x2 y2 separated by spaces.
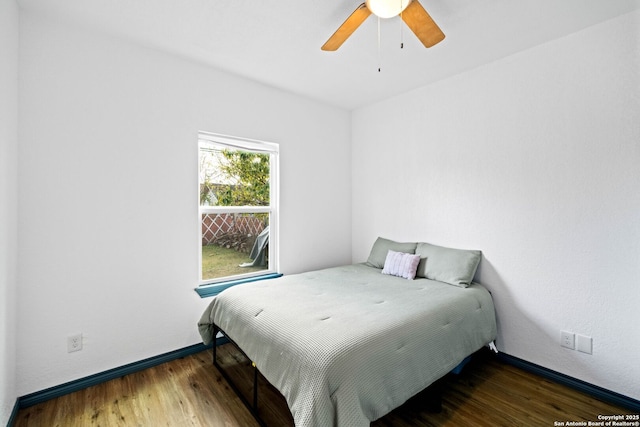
195 273 283 298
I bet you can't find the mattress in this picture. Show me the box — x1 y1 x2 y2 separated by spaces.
198 263 497 427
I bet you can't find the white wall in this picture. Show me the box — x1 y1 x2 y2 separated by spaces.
0 0 19 423
17 12 352 396
352 10 640 401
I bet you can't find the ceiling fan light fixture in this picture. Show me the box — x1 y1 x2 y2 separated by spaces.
365 0 412 18
321 0 444 51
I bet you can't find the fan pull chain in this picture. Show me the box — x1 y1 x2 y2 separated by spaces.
377 16 381 72
400 0 404 48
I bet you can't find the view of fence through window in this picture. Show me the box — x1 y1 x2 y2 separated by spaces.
199 141 272 282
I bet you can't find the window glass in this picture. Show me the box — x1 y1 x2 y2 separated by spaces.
198 133 278 286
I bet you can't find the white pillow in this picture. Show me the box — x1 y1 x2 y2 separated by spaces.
381 250 421 280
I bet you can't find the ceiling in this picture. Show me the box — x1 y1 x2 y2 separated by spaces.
17 0 640 110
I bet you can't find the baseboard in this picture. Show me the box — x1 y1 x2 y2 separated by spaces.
6 398 20 427
18 342 214 409
497 352 640 412
14 343 640 416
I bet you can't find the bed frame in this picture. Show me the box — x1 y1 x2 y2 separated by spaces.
213 324 267 426
212 324 448 426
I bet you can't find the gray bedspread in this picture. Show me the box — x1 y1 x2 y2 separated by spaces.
198 263 497 427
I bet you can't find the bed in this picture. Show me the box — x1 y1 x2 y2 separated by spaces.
198 238 497 427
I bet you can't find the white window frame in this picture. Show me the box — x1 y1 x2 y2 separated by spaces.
197 131 279 292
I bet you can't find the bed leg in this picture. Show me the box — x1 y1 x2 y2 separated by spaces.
212 326 219 365
252 362 259 409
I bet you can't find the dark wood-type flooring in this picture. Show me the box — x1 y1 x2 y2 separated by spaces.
14 344 634 426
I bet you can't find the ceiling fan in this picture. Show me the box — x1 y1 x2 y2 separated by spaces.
321 0 445 51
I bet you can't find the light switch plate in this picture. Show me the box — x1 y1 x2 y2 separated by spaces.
576 334 592 354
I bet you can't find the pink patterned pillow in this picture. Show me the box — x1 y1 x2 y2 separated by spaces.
381 250 421 280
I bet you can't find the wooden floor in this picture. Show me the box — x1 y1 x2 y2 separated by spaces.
15 344 634 426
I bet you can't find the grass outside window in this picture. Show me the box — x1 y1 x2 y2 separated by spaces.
201 245 265 280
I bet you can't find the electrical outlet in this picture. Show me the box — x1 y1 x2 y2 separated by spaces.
560 331 575 349
67 333 82 353
576 334 592 354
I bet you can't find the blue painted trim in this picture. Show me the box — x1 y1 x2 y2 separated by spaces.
7 398 20 427
18 342 212 409
215 335 230 346
195 273 283 298
15 342 638 419
450 355 472 375
497 353 640 412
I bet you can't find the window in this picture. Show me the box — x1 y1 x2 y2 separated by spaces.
197 132 280 296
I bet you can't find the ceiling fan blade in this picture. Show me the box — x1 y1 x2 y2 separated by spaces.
401 0 445 48
321 3 372 51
